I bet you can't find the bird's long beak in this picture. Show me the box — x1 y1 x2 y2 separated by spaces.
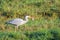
32 17 34 21
29 16 34 21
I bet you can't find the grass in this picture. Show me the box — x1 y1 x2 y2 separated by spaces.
0 17 60 40
0 0 60 40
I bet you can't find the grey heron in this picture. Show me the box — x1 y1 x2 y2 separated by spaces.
7 16 34 32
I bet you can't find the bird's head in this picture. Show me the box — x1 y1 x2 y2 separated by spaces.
25 16 34 21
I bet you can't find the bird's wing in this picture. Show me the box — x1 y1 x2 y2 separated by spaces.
9 18 24 24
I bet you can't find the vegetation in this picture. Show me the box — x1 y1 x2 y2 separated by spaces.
0 0 60 40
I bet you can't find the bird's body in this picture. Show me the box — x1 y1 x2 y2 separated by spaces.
7 16 34 32
9 18 27 26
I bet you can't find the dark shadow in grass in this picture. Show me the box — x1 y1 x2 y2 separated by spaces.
25 31 45 40
50 30 60 40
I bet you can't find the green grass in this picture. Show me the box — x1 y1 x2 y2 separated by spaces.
0 17 60 40
0 0 60 40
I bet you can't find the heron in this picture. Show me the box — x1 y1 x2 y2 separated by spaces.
7 16 34 32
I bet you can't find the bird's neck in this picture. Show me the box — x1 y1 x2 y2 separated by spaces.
25 17 29 22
